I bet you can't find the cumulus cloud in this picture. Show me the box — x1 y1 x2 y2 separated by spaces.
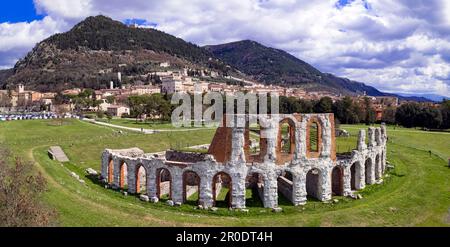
0 16 69 68
0 0 449 97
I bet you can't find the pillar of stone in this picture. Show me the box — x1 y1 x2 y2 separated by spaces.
356 161 365 190
292 171 307 205
230 127 246 163
320 167 332 201
100 151 109 179
320 115 333 157
146 166 157 198
380 124 387 140
368 127 376 147
261 171 278 208
127 162 137 194
170 171 184 203
357 130 367 151
375 128 382 146
112 158 121 188
343 165 352 196
365 158 375 185
378 154 383 178
231 173 246 208
261 119 277 162
199 174 214 208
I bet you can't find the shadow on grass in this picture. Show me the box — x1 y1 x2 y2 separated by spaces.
245 188 264 208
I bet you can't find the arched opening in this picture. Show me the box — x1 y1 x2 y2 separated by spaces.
277 171 294 204
212 172 232 208
308 122 319 153
280 120 295 153
135 164 147 194
365 158 373 185
331 166 344 196
375 154 381 180
306 168 322 200
157 168 172 200
248 122 261 156
119 161 128 189
276 118 296 164
350 162 361 190
108 158 114 184
183 171 200 204
245 172 264 207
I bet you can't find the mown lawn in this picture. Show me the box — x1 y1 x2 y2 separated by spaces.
0 119 449 226
102 118 209 130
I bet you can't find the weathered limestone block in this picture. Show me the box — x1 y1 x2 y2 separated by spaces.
292 171 306 205
263 171 278 208
230 166 247 209
171 170 184 203
357 130 367 151
320 166 332 201
375 128 382 146
320 115 333 157
368 127 376 147
231 128 246 164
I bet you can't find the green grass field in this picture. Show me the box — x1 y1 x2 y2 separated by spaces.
101 118 208 130
0 119 449 226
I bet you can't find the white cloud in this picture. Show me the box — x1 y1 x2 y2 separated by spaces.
0 16 69 68
0 0 449 97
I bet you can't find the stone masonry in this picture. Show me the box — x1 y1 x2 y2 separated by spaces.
100 113 388 209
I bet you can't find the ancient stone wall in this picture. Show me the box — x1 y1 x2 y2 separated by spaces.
100 114 388 210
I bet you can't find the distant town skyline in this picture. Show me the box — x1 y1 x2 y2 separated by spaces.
0 0 449 98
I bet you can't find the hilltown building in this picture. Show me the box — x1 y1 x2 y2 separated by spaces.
0 84 56 110
101 113 387 209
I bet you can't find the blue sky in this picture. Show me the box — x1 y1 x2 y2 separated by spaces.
0 0 43 23
0 0 449 97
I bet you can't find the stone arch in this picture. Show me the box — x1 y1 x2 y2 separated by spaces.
306 168 322 200
365 158 373 184
350 161 361 190
244 120 267 163
331 166 344 196
182 170 200 204
212 172 232 207
119 161 128 189
375 154 381 180
306 117 322 158
135 164 148 194
245 172 265 206
277 170 294 204
276 118 296 164
107 157 114 184
156 168 172 199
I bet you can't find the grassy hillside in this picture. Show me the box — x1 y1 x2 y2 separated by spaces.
0 120 449 226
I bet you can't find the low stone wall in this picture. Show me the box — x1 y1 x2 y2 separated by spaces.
277 176 293 203
160 181 170 196
165 150 208 163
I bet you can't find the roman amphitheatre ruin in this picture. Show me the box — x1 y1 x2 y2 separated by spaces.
100 113 387 209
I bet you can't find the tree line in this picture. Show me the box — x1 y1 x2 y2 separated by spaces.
123 93 449 130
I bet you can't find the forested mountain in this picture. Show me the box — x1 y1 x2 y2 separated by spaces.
1 16 229 92
205 40 386 96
